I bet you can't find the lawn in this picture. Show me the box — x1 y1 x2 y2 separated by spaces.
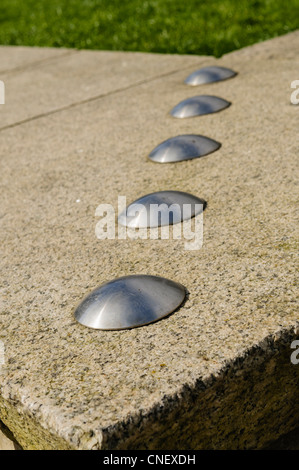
0 0 298 57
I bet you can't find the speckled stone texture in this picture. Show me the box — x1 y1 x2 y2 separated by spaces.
0 49 203 129
0 46 71 74
266 426 299 450
0 32 298 450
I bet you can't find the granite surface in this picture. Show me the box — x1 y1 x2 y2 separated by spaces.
0 32 298 449
0 46 71 74
0 49 203 129
265 426 299 450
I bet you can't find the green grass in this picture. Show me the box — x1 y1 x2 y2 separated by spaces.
0 0 298 57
